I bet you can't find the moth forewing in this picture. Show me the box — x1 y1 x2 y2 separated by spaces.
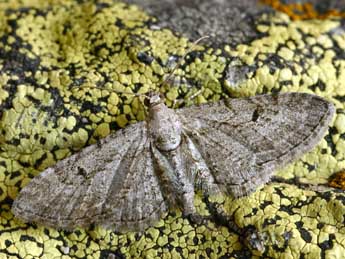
175 92 335 197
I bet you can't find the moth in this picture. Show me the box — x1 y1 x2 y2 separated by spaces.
12 91 334 231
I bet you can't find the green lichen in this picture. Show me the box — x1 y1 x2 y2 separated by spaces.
0 1 344 258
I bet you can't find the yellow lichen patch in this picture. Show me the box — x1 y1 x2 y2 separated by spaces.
225 12 340 95
335 113 345 133
94 123 110 138
233 183 345 257
0 0 344 258
115 114 128 128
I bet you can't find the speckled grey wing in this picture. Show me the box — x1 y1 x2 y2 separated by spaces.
176 93 334 197
12 122 168 232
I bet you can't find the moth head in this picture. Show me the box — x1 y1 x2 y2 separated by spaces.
147 92 164 107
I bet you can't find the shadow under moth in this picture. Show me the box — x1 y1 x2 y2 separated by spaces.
12 91 334 232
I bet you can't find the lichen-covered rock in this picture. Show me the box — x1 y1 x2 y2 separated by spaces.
0 0 345 258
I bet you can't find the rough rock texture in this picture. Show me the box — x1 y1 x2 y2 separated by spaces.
0 0 345 258
124 0 272 47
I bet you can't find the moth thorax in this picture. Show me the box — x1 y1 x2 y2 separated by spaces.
149 103 182 151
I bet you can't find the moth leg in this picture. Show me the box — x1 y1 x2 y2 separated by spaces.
204 195 266 253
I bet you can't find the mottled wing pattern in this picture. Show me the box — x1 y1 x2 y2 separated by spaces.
12 122 168 231
176 93 334 197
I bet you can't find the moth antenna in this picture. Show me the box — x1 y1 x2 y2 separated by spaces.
72 85 149 99
172 89 203 109
72 36 209 112
160 35 210 87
